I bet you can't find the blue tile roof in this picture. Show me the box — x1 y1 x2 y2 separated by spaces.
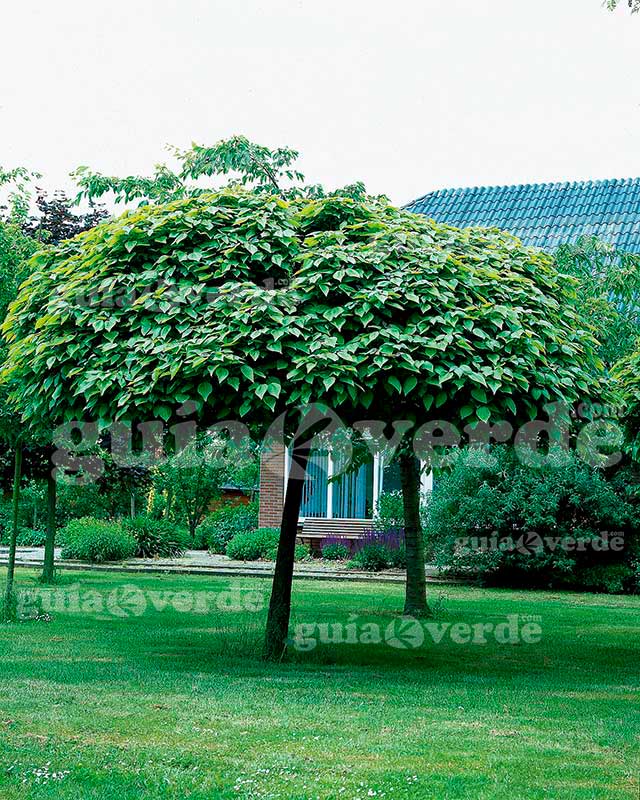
406 177 640 252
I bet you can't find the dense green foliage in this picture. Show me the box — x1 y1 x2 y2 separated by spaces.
320 542 351 560
122 516 188 558
195 499 258 553
555 236 640 369
3 191 606 432
426 447 639 591
225 527 308 561
0 221 38 444
0 525 46 548
226 527 280 561
348 543 407 571
372 490 404 532
59 517 136 563
155 436 246 539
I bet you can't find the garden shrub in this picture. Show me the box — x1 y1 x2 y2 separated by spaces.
348 543 393 572
321 542 351 561
575 564 635 594
123 516 189 558
373 489 428 537
59 517 136 563
16 527 47 547
373 490 404 532
426 446 639 591
226 527 280 561
386 544 407 569
195 499 258 553
226 527 308 562
56 482 118 526
343 527 407 572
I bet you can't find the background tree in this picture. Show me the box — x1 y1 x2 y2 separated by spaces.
21 189 108 245
71 136 371 207
605 0 640 11
555 236 640 370
0 166 40 221
71 137 305 205
0 182 108 589
0 221 38 615
156 434 251 540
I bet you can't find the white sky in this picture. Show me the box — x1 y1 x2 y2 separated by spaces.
1 0 639 207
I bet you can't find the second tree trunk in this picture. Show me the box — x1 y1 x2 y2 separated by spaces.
399 450 430 617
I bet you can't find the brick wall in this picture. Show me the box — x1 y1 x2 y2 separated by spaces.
258 444 285 528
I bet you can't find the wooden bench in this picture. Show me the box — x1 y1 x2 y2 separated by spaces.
299 518 373 554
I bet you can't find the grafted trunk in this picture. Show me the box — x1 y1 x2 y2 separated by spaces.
263 435 311 661
2 445 23 621
399 449 431 618
41 471 57 584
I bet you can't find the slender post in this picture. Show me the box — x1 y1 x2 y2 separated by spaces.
399 449 431 618
2 444 23 620
41 470 57 584
263 433 312 661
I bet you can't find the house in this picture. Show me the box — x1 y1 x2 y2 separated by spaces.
258 176 640 540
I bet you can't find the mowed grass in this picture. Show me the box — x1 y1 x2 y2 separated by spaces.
0 569 638 800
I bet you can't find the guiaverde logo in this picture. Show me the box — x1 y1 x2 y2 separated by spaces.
384 617 424 650
515 531 544 555
106 585 147 618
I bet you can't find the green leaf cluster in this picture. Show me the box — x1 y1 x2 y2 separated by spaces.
2 190 606 433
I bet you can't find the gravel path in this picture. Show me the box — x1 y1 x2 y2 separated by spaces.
0 547 459 584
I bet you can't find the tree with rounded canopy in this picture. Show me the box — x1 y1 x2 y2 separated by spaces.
2 190 606 648
280 197 607 617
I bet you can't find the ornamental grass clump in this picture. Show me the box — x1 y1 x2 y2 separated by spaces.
59 518 136 563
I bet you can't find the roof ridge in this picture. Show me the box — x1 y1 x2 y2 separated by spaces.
406 176 640 209
405 177 640 252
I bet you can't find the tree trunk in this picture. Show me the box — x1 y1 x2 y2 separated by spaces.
130 491 136 519
263 435 311 661
399 450 431 618
2 445 23 621
41 472 57 584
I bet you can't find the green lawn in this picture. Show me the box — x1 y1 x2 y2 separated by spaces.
0 569 638 800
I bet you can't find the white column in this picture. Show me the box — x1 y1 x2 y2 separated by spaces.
372 452 381 516
420 461 433 496
327 451 334 519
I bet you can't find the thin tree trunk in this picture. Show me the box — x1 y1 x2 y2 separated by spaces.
263 435 311 661
399 450 431 618
41 472 57 584
2 445 23 621
130 491 136 519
